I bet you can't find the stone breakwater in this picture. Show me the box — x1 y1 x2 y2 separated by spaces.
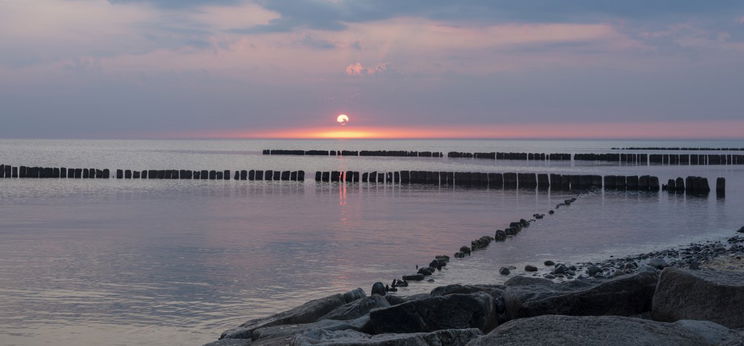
209 231 744 346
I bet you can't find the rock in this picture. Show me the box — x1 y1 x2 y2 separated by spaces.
738 226 744 234
524 265 538 272
544 260 555 266
321 295 390 321
548 210 555 215
220 288 365 339
391 279 407 288
402 274 425 281
417 267 435 276
291 328 482 346
371 282 386 296
586 265 602 277
252 316 368 343
203 339 252 346
499 267 511 275
652 268 744 329
430 284 504 297
362 292 496 334
494 230 506 241
504 271 658 319
459 246 472 255
648 258 669 270
466 315 741 346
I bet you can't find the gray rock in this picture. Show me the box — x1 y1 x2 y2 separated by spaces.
652 267 744 328
544 260 555 266
402 274 424 281
204 339 252 346
648 258 669 270
586 265 602 277
499 267 510 275
466 315 741 346
291 328 482 346
220 288 366 339
430 284 504 297
370 282 386 296
504 271 658 319
737 226 744 234
362 292 496 334
251 316 368 343
321 296 390 321
524 265 538 272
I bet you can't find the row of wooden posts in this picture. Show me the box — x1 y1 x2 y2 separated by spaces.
314 170 670 192
263 150 744 165
0 165 305 181
1 164 724 196
612 147 744 151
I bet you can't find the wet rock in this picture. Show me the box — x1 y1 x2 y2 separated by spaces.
391 279 407 288
648 258 669 270
252 316 368 343
203 339 251 346
292 328 482 346
504 271 658 319
402 274 425 281
544 260 555 266
652 268 744 329
738 226 744 234
417 267 435 276
220 288 365 340
499 267 511 276
525 265 538 272
321 295 390 321
371 282 386 296
494 230 506 241
460 246 472 256
548 210 555 215
362 292 496 334
586 265 602 277
466 315 741 346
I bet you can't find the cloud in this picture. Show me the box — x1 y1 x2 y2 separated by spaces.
232 0 744 33
345 62 387 76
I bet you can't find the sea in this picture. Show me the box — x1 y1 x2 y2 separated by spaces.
0 139 743 345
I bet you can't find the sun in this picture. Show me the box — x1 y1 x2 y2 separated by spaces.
336 114 350 126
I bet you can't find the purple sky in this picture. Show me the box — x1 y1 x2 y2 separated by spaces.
1 0 744 138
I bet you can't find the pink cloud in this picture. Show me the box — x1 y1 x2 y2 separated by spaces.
345 62 388 76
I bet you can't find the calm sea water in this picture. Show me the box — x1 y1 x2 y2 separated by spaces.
1 139 743 345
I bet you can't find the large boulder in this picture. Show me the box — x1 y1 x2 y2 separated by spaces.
466 315 741 346
362 292 496 334
220 288 366 339
291 328 482 346
249 316 368 344
504 271 658 319
652 268 744 328
320 295 390 321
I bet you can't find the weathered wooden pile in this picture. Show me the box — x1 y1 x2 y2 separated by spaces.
0 165 110 179
314 170 669 192
662 176 724 197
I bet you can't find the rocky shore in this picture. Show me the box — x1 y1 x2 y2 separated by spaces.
207 228 744 346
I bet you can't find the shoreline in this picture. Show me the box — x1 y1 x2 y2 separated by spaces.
209 228 744 345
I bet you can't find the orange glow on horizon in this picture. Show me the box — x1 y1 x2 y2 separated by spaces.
165 120 744 140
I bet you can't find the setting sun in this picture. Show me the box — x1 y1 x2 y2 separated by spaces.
336 114 350 126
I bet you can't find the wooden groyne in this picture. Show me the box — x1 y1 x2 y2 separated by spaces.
263 150 744 165
612 147 744 151
0 165 305 181
313 170 672 192
263 149 444 158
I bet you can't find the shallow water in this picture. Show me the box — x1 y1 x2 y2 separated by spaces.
0 139 743 345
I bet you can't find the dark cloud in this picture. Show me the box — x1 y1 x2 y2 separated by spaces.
108 0 243 9
233 0 744 33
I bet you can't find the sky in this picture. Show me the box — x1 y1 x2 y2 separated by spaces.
1 0 744 139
